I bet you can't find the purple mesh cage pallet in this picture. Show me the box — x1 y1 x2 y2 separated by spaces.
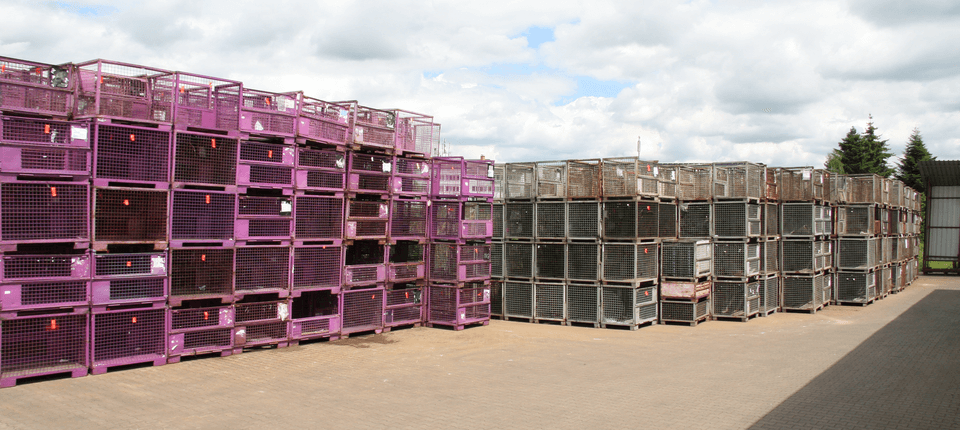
171 131 239 189
238 88 299 140
1 144 91 179
0 56 75 117
91 251 168 306
392 156 431 196
429 242 491 283
394 110 439 157
462 159 495 198
292 244 342 295
91 306 167 374
75 60 174 124
0 116 91 147
344 264 386 286
384 285 424 328
347 152 393 195
387 241 425 283
169 189 236 247
0 251 91 283
92 122 171 188
0 309 89 388
0 181 89 249
237 141 295 191
232 299 290 351
290 288 340 342
295 148 346 192
390 199 428 242
235 195 293 241
430 201 493 241
167 305 234 362
0 280 89 314
426 283 490 329
92 187 168 249
432 157 464 198
345 199 390 240
170 72 241 133
293 194 343 242
169 248 234 306
340 286 385 335
234 245 291 299
387 262 424 283
297 95 351 146
602 157 658 197
351 105 396 152
344 241 387 287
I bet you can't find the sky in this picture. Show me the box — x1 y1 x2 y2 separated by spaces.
2 0 959 167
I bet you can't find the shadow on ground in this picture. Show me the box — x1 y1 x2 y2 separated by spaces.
749 290 960 429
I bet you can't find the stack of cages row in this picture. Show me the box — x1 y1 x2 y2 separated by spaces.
779 167 833 313
428 157 494 330
659 163 710 325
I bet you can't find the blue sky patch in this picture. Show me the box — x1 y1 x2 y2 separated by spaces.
555 76 634 105
519 26 555 50
52 2 118 17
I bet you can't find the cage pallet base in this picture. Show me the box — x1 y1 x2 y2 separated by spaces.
565 321 601 328
0 241 90 253
91 301 166 313
348 143 395 156
782 304 825 314
167 348 233 364
712 313 759 323
288 335 340 347
502 316 534 323
836 298 875 307
757 308 778 317
715 197 762 204
92 241 168 252
339 328 383 338
168 295 233 307
0 365 89 388
231 341 289 355
382 321 422 332
424 320 489 331
659 316 709 327
91 355 166 375
600 320 656 330
532 318 565 325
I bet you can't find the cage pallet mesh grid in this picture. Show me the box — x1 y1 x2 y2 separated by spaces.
0 181 89 247
0 310 89 387
679 202 712 238
713 201 762 238
170 72 241 132
536 161 566 199
601 284 657 328
713 242 761 278
239 88 299 138
567 242 600 281
505 163 536 199
659 297 710 325
602 157 658 197
602 242 659 283
661 240 712 279
297 96 351 146
0 120 92 179
758 273 779 315
535 242 565 280
0 56 75 117
534 282 565 322
167 305 235 361
567 201 600 239
91 251 168 305
295 148 345 192
675 164 712 201
660 278 711 301
535 201 565 239
91 306 167 374
503 281 533 321
835 270 877 304
75 59 174 124
395 110 439 157
566 159 601 198
781 273 827 312
712 280 760 320
713 162 764 200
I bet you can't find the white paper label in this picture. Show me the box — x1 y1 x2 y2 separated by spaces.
281 200 293 214
151 255 166 273
802 169 811 180
382 162 392 173
336 156 346 169
71 126 88 141
278 303 289 320
282 97 295 111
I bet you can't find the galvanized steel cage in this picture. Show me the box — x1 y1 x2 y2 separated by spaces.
565 283 600 324
763 203 779 237
536 201 566 239
601 284 658 327
504 281 533 319
778 167 824 202
567 243 600 281
536 243 566 280
567 201 600 239
761 239 780 273
660 240 712 279
504 242 534 279
713 162 764 200
602 242 659 283
713 242 761 278
679 202 712 238
836 237 879 270
758 273 779 314
781 239 830 273
674 164 712 201
781 273 827 311
567 159 601 198
601 157 658 197
712 280 760 318
834 270 877 304
492 203 504 239
659 202 678 238
534 282 565 321
713 201 762 238
659 298 710 324
505 163 536 199
505 202 534 238
846 174 884 204
657 164 678 199
536 161 566 199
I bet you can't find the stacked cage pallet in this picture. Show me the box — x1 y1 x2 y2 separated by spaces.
386 156 429 331
711 162 764 322
600 157 659 329
0 113 93 386
533 161 567 324
758 166 781 317
427 157 493 330
501 162 536 323
565 159 602 327
779 167 832 313
659 240 712 326
0 56 75 118
491 164 505 318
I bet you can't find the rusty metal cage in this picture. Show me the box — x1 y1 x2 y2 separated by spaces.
846 174 884 204
535 161 566 199
674 164 712 201
713 162 764 200
505 163 536 200
601 157 658 197
764 167 779 201
566 159 601 198
657 164 678 199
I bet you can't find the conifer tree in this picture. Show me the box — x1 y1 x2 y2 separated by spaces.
896 127 934 192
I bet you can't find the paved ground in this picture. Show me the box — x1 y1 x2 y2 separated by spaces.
1 275 958 429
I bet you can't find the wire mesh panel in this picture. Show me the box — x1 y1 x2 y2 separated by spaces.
504 242 534 279
660 279 711 300
761 239 780 273
781 203 818 237
430 243 491 282
0 251 90 283
170 190 235 243
817 205 833 236
763 167 779 201
168 305 234 358
293 195 343 241
837 237 878 270
536 161 566 199
713 242 761 278
351 105 396 150
238 88 298 138
233 299 290 348
461 159 495 198
395 110 439 157
536 202 565 239
679 202 712 238
390 199 427 241
565 283 599 324
0 280 89 312
0 310 89 387
1 182 88 246
781 239 816 273
660 298 710 324
292 245 342 292
661 240 712 278
535 243 565 279
567 159 601 198
169 72 241 132
715 162 763 200
602 242 658 282
763 203 779 237
75 60 174 123
601 157 640 197
778 167 818 202
168 248 233 304
93 123 171 186
835 270 876 304
387 253 424 283
713 280 760 318
297 96 351 146
237 141 295 189
758 273 779 314
343 241 386 287
490 279 503 317
601 285 639 326
504 281 533 319
295 148 345 192
235 246 291 297
0 57 75 117
348 152 392 194
0 116 90 148
534 283 565 321
658 165 678 199
92 187 168 244
567 243 600 281
675 164 713 201
236 195 293 240
713 202 762 238
505 202 534 238
383 285 423 327
391 156 431 196
430 157 462 198
505 163 536 199
846 174 884 204
493 203 504 239
567 201 600 239
781 273 824 311
427 283 490 327
637 201 659 238
172 132 238 187
659 202 678 238
491 241 503 278
91 307 167 373
91 251 167 304
0 142 91 178
345 199 389 240
603 201 637 239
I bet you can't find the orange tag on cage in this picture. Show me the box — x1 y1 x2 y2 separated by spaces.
35 67 41 76
644 290 649 296
647 164 651 172
123 199 130 206
203 311 209 320
44 124 50 134
211 139 216 148
130 134 136 142
405 292 409 299
209 82 213 89
205 195 211 204
371 295 376 300
644 248 649 254
132 317 138 324
126 261 132 267
647 206 651 211
1 65 5 73
180 86 185 93
50 187 57 197
201 254 206 262
49 319 58 330
265 97 271 105
268 150 273 158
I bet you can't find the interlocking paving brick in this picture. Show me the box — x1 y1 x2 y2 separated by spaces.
0 276 957 429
